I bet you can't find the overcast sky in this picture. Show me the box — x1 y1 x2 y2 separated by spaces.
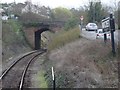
0 0 120 8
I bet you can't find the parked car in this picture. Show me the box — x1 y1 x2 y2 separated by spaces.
86 23 98 31
96 29 111 39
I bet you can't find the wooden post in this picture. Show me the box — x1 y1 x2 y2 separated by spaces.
52 67 55 90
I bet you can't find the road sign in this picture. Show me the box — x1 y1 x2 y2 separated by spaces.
101 17 110 32
102 17 110 28
102 14 116 55
80 16 84 21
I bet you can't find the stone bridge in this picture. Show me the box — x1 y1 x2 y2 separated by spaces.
23 21 65 50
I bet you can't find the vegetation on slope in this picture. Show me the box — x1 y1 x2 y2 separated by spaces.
43 39 118 88
48 27 80 51
2 20 31 61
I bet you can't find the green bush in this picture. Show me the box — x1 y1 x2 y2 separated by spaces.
64 17 78 31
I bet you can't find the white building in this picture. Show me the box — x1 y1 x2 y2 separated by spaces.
22 0 50 19
22 1 39 14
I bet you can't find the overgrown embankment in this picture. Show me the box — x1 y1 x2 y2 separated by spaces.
46 27 80 51
42 38 118 88
29 25 118 88
40 26 119 88
2 20 31 62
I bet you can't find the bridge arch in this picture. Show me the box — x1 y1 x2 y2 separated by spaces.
34 27 49 50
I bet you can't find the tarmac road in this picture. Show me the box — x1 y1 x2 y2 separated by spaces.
81 28 119 44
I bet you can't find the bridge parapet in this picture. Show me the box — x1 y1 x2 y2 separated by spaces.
22 21 66 28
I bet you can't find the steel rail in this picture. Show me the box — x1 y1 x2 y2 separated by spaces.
19 51 46 90
0 50 38 80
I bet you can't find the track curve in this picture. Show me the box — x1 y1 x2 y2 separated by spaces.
1 49 46 89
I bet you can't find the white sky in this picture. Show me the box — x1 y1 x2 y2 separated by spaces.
0 0 120 8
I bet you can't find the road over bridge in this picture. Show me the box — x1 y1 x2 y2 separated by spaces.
22 21 66 50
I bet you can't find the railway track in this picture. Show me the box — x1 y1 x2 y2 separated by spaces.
1 49 46 89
